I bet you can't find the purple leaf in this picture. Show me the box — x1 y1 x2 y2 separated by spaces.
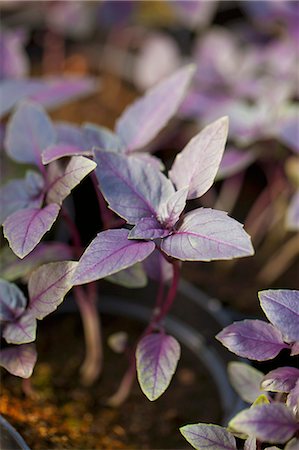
244 436 256 450
94 150 175 224
278 113 299 153
3 204 60 259
169 117 228 199
0 344 37 378
3 312 37 344
28 261 77 319
287 379 299 416
0 243 73 282
42 144 92 165
130 153 164 171
229 403 299 444
161 208 254 261
46 156 96 205
291 342 299 356
129 217 170 240
0 171 44 224
259 289 299 343
228 362 264 403
261 367 299 393
157 187 188 228
216 320 288 361
106 263 147 289
0 28 29 80
72 229 155 285
180 423 237 450
286 191 299 231
217 148 256 180
285 438 299 450
0 279 26 322
5 101 56 167
116 64 195 152
143 248 173 282
136 333 181 401
83 123 123 152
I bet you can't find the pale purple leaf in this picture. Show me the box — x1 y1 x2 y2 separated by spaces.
28 261 77 320
244 436 256 450
291 342 299 356
42 144 92 164
83 123 123 152
278 113 299 154
106 263 147 288
136 333 181 401
0 242 73 282
169 117 229 199
180 423 237 450
0 79 44 118
46 156 96 205
0 279 27 322
116 64 195 152
286 191 299 231
129 217 170 240
3 204 60 259
157 187 188 228
262 367 299 393
0 344 37 378
143 248 173 282
161 208 254 261
73 229 155 285
0 171 44 224
3 311 37 344
259 289 299 343
5 101 56 167
229 404 299 444
29 77 97 109
285 438 299 450
217 148 256 180
94 150 175 224
228 362 264 403
130 153 165 171
216 320 288 361
287 379 299 416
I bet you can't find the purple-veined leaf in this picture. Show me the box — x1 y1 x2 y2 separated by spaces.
5 101 56 167
94 150 175 224
261 367 299 393
0 242 73 282
0 344 37 378
157 187 188 228
42 144 92 164
130 153 164 171
129 217 170 240
28 261 77 319
180 423 237 450
259 290 299 343
278 113 299 154
73 229 155 285
169 117 228 199
0 79 46 118
136 333 181 401
227 362 264 403
287 379 299 416
84 123 123 152
216 320 288 361
216 147 256 180
0 279 26 322
285 438 299 450
161 208 254 261
116 64 195 152
46 156 96 205
106 262 147 288
244 436 256 450
143 248 173 282
286 191 299 231
229 403 299 444
291 342 299 356
0 171 44 224
3 204 60 259
3 311 37 344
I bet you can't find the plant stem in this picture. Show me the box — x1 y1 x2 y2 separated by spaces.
74 285 103 386
153 260 180 327
106 356 136 407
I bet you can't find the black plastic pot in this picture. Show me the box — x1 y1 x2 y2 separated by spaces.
0 415 30 450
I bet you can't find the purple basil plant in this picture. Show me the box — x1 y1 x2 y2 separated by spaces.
1 66 254 407
181 289 299 449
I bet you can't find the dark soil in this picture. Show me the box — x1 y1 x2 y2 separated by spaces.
0 312 221 450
